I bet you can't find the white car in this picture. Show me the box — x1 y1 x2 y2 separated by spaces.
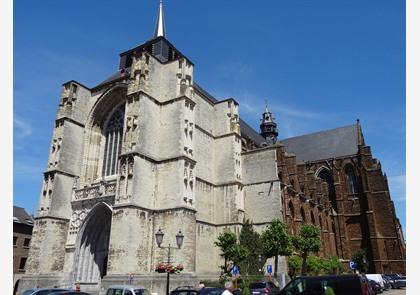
106 285 152 295
366 274 385 290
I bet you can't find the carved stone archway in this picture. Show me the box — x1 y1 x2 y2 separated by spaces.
74 202 112 284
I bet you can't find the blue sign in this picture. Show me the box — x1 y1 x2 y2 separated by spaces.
349 261 357 270
267 265 273 274
231 265 240 275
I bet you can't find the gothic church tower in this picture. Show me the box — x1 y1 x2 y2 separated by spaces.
19 2 286 294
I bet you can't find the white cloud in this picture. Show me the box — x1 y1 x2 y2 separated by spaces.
14 116 33 138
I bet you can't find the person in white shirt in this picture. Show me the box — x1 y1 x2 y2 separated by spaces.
221 281 234 295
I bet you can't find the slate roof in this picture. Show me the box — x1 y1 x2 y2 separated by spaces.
280 124 359 163
93 68 130 90
13 206 34 226
239 119 266 147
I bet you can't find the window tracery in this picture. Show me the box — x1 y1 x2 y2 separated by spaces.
102 105 125 177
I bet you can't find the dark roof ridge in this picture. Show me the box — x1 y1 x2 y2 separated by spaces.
281 123 357 141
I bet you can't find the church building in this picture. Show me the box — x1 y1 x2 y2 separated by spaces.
19 1 405 294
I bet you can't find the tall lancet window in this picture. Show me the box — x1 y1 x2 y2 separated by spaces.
102 105 125 177
345 165 359 195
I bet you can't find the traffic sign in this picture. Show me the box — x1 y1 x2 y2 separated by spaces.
267 265 273 274
349 261 357 270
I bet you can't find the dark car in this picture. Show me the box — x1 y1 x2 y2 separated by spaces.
21 289 72 295
199 287 224 295
170 286 200 295
249 281 279 295
368 280 382 295
279 274 371 295
383 274 406 289
380 276 391 290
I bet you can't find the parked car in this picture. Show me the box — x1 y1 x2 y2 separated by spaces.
368 280 382 295
170 286 240 295
380 276 391 290
49 292 90 295
199 287 224 295
170 286 200 295
106 285 152 295
249 281 279 295
366 274 385 291
278 274 371 295
21 288 72 295
383 274 406 289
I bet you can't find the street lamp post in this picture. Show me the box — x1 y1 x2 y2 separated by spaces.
155 229 184 295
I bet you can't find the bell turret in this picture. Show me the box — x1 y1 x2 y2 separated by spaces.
260 104 278 145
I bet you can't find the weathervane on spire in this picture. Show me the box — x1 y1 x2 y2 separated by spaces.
154 0 166 38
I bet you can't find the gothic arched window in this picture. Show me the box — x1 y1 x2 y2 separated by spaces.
311 211 316 225
300 207 306 223
317 168 337 212
289 201 295 219
345 165 359 195
102 105 125 176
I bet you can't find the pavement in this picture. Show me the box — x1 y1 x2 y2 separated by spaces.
385 288 406 295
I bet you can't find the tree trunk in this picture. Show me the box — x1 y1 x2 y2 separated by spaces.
274 255 278 277
301 254 308 276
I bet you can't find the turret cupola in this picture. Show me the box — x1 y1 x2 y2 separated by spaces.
260 104 278 145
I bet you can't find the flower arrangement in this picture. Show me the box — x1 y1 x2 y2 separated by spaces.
155 263 184 273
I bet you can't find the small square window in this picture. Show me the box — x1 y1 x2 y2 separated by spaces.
23 238 30 247
13 236 17 246
19 257 27 270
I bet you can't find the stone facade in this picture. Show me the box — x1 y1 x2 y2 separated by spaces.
19 36 287 295
19 8 405 295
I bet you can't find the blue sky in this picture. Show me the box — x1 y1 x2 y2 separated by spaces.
14 0 405 235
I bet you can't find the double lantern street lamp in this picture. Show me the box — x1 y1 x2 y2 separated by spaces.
155 228 184 295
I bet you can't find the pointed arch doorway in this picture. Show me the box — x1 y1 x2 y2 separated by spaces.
74 202 112 284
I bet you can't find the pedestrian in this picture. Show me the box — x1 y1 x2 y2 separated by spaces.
198 281 205 289
75 282 81 292
221 281 234 295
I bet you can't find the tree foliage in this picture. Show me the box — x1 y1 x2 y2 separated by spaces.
289 255 344 278
352 248 369 274
215 231 238 272
291 224 321 275
261 219 292 276
287 255 302 279
238 219 265 276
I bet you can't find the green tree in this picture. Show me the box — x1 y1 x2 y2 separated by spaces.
306 255 322 275
287 255 302 279
352 249 369 274
231 244 249 265
292 224 321 275
261 219 292 277
238 219 265 276
215 231 237 272
327 256 344 275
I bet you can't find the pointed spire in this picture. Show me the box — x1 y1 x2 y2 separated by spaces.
356 119 365 146
154 0 166 38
